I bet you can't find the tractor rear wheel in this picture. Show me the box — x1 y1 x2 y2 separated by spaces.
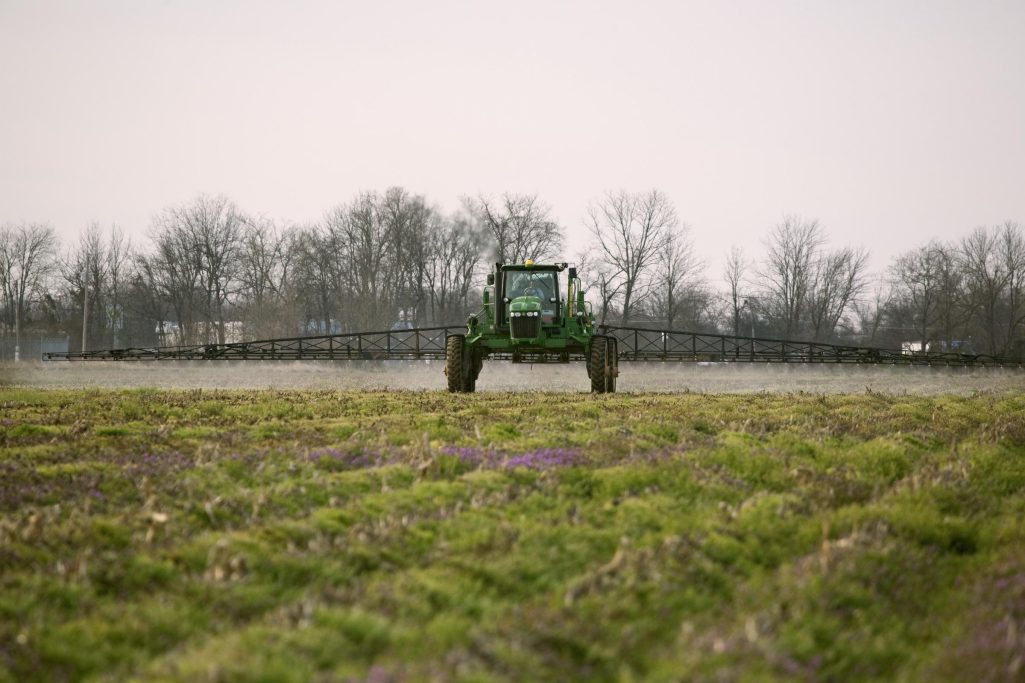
589 335 617 394
446 335 467 393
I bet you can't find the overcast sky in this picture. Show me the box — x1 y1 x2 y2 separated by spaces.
2 0 1023 280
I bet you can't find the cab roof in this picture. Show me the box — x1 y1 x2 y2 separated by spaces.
499 262 568 272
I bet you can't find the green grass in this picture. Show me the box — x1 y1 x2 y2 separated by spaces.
1 388 1024 682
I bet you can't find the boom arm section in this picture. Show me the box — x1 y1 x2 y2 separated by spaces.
45 325 1022 367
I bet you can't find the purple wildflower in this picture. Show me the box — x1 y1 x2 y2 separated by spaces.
437 446 582 470
439 446 496 467
503 448 581 470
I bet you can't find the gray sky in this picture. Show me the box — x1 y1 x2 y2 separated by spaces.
2 0 1023 279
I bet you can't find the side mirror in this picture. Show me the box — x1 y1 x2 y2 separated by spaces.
568 267 577 280
487 273 495 285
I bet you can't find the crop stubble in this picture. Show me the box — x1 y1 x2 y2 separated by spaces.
1 387 1024 681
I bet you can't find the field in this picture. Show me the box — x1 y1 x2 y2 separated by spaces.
2 384 1025 681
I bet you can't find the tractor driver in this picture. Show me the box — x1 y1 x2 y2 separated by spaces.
522 280 543 298
524 272 549 299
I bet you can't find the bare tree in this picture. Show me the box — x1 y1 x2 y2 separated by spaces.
237 218 294 338
422 213 484 324
61 224 107 351
586 189 676 324
852 275 892 345
379 187 436 326
759 215 823 338
572 248 621 326
106 227 131 347
125 261 169 347
959 227 1007 354
889 242 946 351
651 225 704 328
996 221 1025 354
953 223 1025 355
59 224 132 350
468 193 563 264
141 195 246 344
0 222 57 358
723 246 748 337
290 224 339 334
806 246 870 341
326 192 396 330
931 244 965 350
190 196 245 343
138 222 200 345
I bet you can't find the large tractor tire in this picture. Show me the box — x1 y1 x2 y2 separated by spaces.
446 335 479 393
588 336 608 393
588 335 618 394
446 335 466 392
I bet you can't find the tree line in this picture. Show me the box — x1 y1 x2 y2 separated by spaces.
1 187 1023 358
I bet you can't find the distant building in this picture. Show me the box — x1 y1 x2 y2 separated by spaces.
901 340 976 355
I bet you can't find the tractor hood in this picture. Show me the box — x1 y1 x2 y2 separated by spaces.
508 296 543 340
509 296 542 314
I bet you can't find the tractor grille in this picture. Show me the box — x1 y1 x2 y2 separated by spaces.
511 317 540 339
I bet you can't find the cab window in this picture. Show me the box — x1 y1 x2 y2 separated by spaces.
504 271 559 322
505 271 556 300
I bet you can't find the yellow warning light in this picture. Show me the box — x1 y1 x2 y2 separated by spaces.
524 259 534 267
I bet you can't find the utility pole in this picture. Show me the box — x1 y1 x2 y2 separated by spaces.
743 298 758 361
13 285 20 363
743 298 756 338
81 271 89 354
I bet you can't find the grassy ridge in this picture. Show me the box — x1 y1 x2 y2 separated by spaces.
1 388 1024 682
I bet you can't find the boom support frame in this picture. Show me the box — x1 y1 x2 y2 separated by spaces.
44 325 1021 367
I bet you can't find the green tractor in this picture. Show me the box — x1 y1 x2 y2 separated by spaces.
445 260 618 393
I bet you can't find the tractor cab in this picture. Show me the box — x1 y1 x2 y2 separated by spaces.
492 261 565 338
505 269 558 325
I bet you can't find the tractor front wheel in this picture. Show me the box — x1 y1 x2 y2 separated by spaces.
446 335 478 393
588 335 618 394
446 335 465 392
